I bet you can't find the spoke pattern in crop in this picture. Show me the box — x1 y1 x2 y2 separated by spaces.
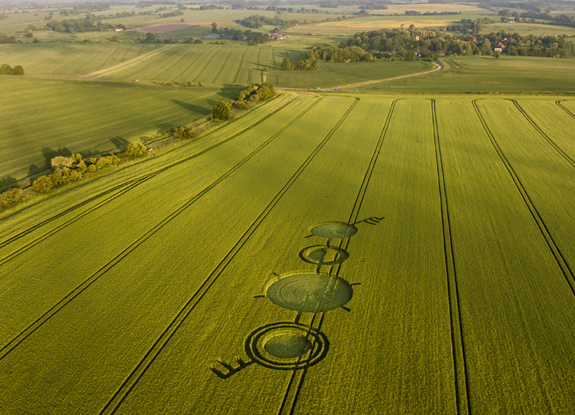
277 99 396 415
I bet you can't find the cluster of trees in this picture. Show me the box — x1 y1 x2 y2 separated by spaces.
0 32 17 43
338 28 568 58
159 10 184 18
0 14 8 20
46 16 119 33
199 4 226 10
32 145 145 195
235 82 276 103
0 188 22 209
173 125 195 138
140 32 178 43
236 15 300 29
1 64 24 75
214 26 270 44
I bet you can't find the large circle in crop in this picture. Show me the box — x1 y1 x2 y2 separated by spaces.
266 273 353 313
309 222 357 240
245 322 328 370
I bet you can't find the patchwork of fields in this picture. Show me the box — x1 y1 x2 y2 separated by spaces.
1 94 574 414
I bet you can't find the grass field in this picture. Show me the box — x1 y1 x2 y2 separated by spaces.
357 56 575 93
0 43 166 77
273 60 433 89
0 77 240 187
479 22 575 37
100 44 309 84
0 93 574 414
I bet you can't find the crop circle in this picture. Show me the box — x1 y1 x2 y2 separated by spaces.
299 245 349 266
309 222 358 240
245 322 328 370
266 272 353 313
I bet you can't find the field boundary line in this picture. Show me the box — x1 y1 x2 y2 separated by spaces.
278 99 396 415
194 46 220 82
556 100 575 121
98 98 360 415
0 95 295 252
233 48 249 83
510 100 575 169
431 99 471 415
88 44 179 79
0 98 323 364
212 46 238 84
473 100 575 295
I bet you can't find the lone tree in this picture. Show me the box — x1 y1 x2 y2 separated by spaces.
280 57 292 71
493 52 501 59
212 101 231 121
211 22 218 33
13 65 24 75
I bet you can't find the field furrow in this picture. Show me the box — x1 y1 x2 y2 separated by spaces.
0 97 356 414
439 100 575 413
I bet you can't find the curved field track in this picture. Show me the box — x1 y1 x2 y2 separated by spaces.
1 94 575 415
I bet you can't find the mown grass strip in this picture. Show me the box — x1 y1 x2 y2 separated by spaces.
98 98 362 415
0 98 323 364
0 95 294 252
556 100 575 121
431 99 471 415
212 46 237 84
278 99 395 415
473 100 575 295
233 48 249 84
510 100 575 169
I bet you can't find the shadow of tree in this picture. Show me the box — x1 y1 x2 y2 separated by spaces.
110 136 129 150
0 176 17 192
41 146 72 169
172 99 212 116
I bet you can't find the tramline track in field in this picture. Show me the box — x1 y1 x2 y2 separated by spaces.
212 46 238 84
473 100 575 296
99 98 358 415
0 98 324 364
556 100 575 122
0 95 297 264
510 100 575 169
431 99 471 415
233 48 249 84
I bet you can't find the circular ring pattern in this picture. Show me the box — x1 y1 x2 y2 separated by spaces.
309 222 358 240
245 322 329 370
266 272 353 313
299 245 350 266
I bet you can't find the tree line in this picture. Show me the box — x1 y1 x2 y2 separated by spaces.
0 64 24 75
